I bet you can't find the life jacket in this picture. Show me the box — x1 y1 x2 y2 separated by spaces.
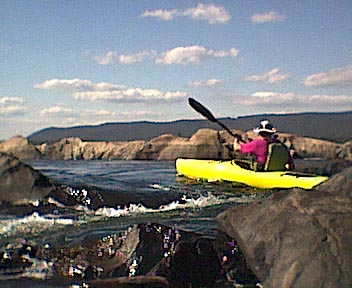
264 142 291 171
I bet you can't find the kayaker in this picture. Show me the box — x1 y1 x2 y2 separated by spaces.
233 119 294 171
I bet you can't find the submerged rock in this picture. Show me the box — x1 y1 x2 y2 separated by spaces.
217 166 352 288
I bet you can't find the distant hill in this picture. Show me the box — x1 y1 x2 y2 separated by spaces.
27 111 352 144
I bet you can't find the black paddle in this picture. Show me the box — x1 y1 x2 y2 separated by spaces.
188 97 244 141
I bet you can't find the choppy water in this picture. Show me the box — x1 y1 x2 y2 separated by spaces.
0 160 262 286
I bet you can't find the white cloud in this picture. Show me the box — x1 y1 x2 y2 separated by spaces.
141 4 230 24
188 78 224 87
34 78 94 90
249 91 295 104
140 8 178 21
245 68 290 83
94 50 156 65
37 106 164 126
156 45 207 65
39 106 75 116
251 10 286 23
0 97 26 116
119 50 156 64
93 46 238 66
303 65 352 87
94 51 119 65
34 78 188 103
0 105 26 115
243 91 352 109
73 89 187 102
156 45 238 65
209 48 239 58
93 82 127 91
182 3 231 24
308 94 352 105
0 97 24 105
34 79 126 91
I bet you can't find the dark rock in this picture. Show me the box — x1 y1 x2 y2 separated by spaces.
318 165 352 197
168 241 198 288
217 167 352 288
293 158 352 176
0 153 56 205
0 223 258 287
192 238 221 287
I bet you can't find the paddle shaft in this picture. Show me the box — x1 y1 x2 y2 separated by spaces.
188 98 244 141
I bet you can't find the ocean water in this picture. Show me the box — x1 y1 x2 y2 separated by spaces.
0 160 261 286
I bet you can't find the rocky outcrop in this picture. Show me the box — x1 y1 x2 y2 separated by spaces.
1 130 351 162
0 136 41 159
337 140 352 160
217 167 352 288
136 129 227 160
37 137 145 160
283 134 348 160
166 129 352 162
0 153 56 205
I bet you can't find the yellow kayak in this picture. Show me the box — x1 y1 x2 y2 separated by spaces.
176 158 329 189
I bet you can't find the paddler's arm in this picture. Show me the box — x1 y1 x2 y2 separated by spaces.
233 137 246 151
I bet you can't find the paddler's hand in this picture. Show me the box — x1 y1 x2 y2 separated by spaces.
233 138 241 151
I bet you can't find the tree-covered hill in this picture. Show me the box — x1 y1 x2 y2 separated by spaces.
28 111 352 144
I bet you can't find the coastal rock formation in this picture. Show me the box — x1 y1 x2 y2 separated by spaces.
338 140 352 160
0 136 41 159
217 167 352 288
1 129 351 163
136 129 227 160
284 134 346 159
0 153 56 205
37 137 145 160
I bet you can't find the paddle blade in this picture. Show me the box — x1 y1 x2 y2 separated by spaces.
188 98 217 122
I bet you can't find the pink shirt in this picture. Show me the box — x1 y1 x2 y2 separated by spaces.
240 138 270 164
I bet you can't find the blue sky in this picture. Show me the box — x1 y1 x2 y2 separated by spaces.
1 0 351 140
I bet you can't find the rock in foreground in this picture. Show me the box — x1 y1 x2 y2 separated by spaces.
217 167 352 288
0 223 258 287
0 153 56 205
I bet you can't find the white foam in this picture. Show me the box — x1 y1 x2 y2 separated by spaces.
0 191 253 238
95 192 251 218
149 183 171 191
0 212 75 238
